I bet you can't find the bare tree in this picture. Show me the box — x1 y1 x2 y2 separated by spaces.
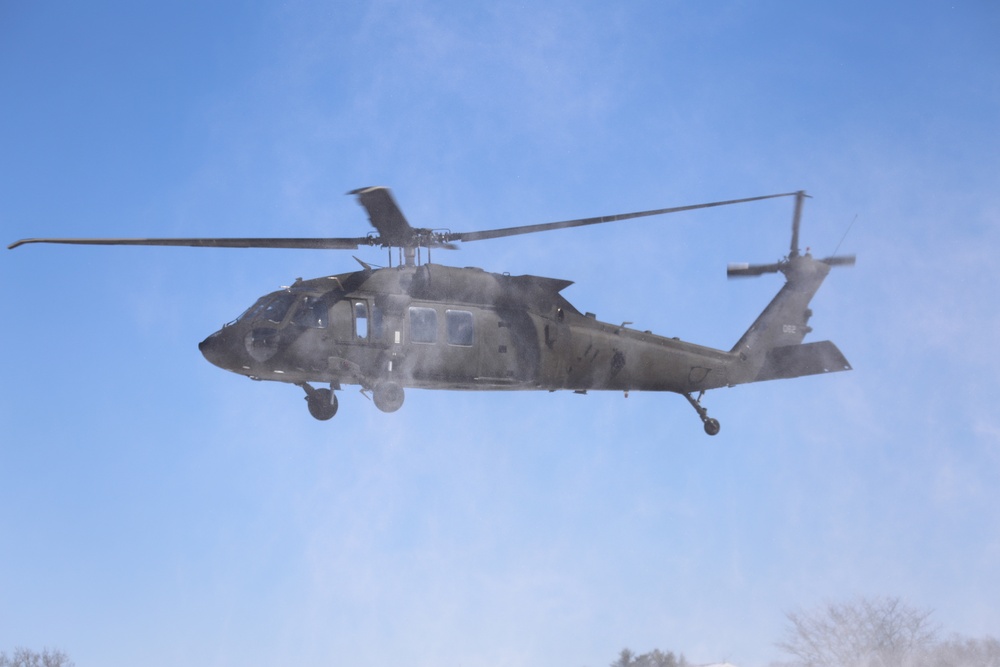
612 648 637 667
0 648 74 667
920 635 1000 667
610 647 687 667
776 596 938 667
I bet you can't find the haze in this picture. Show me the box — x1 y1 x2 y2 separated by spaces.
1 3 998 666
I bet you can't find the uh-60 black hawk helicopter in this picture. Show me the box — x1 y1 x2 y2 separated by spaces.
9 186 854 435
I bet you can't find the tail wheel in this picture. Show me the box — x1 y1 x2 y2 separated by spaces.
684 391 721 436
306 387 339 420
373 381 404 413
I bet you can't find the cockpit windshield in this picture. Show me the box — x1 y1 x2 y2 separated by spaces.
233 296 270 323
232 290 342 329
234 292 297 325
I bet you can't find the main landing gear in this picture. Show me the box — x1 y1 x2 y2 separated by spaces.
372 381 404 413
299 382 339 421
684 391 721 436
298 381 406 420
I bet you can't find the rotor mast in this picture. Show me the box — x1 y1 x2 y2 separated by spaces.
403 245 416 266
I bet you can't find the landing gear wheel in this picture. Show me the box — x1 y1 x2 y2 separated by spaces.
306 388 339 421
373 381 404 413
684 391 721 437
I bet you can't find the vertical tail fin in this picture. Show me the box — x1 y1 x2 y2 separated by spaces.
728 255 850 385
725 192 853 385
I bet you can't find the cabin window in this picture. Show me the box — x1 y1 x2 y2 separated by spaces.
354 301 369 339
408 307 437 344
291 295 328 329
446 310 474 346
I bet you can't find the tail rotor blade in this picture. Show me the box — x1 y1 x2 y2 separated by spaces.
819 254 856 268
727 262 783 278
727 193 856 280
790 190 808 257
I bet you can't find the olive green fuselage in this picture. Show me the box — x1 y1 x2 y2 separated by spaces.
199 263 737 396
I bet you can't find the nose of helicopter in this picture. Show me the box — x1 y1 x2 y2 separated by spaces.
199 330 234 370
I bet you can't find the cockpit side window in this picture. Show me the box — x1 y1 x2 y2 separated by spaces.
291 295 328 329
259 292 297 324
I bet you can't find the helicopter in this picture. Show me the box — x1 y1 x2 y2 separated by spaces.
8 186 854 435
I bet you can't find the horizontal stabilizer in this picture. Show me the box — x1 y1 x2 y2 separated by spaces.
753 340 851 383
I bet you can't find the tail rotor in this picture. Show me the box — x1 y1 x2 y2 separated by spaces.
726 191 856 279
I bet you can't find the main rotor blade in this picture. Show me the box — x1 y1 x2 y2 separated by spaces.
447 192 800 243
348 186 414 245
8 236 367 250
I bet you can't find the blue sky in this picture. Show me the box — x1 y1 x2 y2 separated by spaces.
2 2 999 666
